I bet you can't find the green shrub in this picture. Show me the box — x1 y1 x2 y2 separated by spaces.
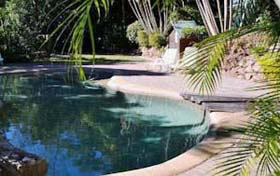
148 33 166 48
182 26 207 40
137 30 149 47
250 46 266 56
126 21 143 44
257 52 280 80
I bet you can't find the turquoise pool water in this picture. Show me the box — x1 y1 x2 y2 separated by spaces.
0 73 209 176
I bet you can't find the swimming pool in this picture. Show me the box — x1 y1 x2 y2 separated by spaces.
0 73 209 176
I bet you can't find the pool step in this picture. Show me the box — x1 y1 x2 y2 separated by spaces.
182 94 253 112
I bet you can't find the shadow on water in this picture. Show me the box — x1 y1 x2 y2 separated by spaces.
0 64 167 77
0 73 209 176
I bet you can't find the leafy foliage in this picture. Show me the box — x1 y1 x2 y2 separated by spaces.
169 4 202 24
214 100 280 176
257 52 280 80
137 30 149 48
179 1 280 175
45 0 108 80
126 21 143 44
148 32 166 48
182 26 207 41
179 19 279 94
0 0 50 60
250 46 267 56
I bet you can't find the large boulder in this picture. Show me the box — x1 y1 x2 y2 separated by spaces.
0 139 48 176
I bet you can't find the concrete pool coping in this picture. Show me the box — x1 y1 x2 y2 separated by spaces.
105 75 249 176
107 76 183 100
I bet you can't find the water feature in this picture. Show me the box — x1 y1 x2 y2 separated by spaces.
0 73 209 176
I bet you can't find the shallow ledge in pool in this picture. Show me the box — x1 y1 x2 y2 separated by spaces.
104 76 249 176
106 112 249 176
106 76 183 100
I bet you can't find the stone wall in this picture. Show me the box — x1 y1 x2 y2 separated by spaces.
223 35 263 81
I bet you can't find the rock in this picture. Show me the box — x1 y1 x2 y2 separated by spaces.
10 154 20 160
245 65 253 73
238 59 247 67
245 73 253 80
237 68 245 75
22 157 36 165
237 75 244 79
0 140 48 176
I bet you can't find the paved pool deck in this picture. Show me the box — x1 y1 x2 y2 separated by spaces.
0 62 266 175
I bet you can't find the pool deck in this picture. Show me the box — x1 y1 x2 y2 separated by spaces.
0 62 266 175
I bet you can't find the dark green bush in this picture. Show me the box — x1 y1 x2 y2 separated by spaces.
137 30 149 48
0 0 51 61
148 33 166 48
182 26 207 40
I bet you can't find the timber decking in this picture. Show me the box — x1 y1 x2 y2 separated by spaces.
182 94 253 112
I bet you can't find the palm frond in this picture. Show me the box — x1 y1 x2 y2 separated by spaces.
212 100 280 176
179 19 279 95
43 0 108 80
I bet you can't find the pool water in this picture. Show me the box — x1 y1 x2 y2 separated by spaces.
0 73 209 176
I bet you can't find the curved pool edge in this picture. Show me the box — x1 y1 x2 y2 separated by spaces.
0 68 249 175
106 112 249 176
105 76 249 176
107 76 183 100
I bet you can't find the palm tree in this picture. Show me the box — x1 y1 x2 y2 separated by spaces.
179 0 280 175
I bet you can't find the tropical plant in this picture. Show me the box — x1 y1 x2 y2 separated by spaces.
257 52 280 80
179 0 280 175
45 0 108 80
